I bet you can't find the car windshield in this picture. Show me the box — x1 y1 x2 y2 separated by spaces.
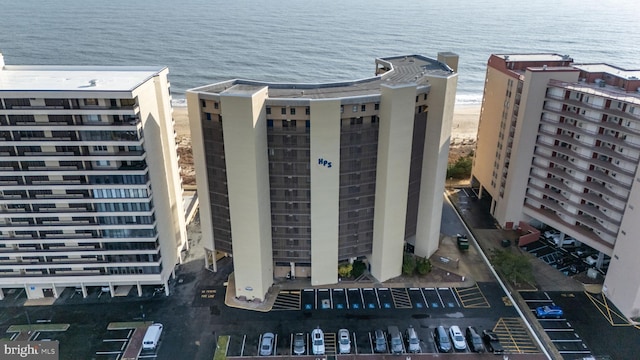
409 338 419 344
262 345 269 350
340 338 349 344
455 335 464 341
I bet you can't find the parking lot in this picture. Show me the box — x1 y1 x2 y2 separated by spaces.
522 238 608 278
521 292 592 359
272 286 492 311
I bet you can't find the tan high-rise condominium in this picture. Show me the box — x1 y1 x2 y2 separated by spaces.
188 53 458 301
0 53 187 300
472 53 640 322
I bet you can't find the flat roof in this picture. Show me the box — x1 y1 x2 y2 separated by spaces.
0 65 166 92
190 54 455 100
573 64 640 80
496 54 571 62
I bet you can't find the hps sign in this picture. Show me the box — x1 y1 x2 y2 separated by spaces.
317 158 332 168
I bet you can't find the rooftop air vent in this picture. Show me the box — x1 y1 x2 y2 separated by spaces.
89 79 97 86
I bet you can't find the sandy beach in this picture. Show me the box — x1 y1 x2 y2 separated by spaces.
173 104 481 185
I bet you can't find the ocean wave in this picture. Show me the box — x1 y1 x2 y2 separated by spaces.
455 93 483 105
171 98 187 107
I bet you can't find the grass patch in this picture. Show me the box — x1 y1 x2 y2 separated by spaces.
107 321 152 330
213 335 229 360
7 323 69 332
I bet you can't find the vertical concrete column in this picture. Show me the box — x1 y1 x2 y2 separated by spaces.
81 285 87 298
0 288 4 300
370 84 417 282
52 284 58 298
220 86 273 301
137 283 143 297
186 91 216 272
309 100 341 285
415 73 458 258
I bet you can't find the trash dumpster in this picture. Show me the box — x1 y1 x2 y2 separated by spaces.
457 234 469 250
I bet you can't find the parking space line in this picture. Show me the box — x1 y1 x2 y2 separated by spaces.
374 288 382 308
390 288 412 309
585 291 640 328
359 288 365 308
493 318 539 354
345 289 350 309
436 288 446 308
448 288 461 307
240 334 246 356
352 332 358 355
454 284 490 308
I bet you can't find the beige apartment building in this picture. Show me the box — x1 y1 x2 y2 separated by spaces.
0 53 188 300
188 53 458 301
472 53 640 321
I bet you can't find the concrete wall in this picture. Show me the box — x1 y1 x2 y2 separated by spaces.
186 91 216 270
605 175 640 322
415 71 458 258
220 87 273 301
370 84 416 282
309 100 341 285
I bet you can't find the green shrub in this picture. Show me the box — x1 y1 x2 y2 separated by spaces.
447 155 473 179
416 257 432 275
351 260 366 278
402 254 417 275
338 263 353 278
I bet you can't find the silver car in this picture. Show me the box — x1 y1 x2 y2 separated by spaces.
260 332 274 356
293 333 305 355
338 329 351 354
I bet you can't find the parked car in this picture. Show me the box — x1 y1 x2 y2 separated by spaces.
465 326 484 353
373 329 387 353
585 254 610 267
481 330 504 354
433 326 452 353
405 326 421 353
338 329 351 354
553 236 577 247
293 333 305 355
259 332 275 356
448 325 466 351
387 326 403 354
311 327 325 355
536 305 564 319
543 229 559 240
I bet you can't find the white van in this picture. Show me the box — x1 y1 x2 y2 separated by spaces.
142 323 163 351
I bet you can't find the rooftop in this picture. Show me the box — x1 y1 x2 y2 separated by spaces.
497 53 572 62
573 63 640 80
190 54 455 100
0 60 166 92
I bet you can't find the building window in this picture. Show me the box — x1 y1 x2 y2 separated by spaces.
361 104 366 112
305 120 310 128
201 100 206 107
423 94 427 100
290 108 296 115
281 107 286 115
214 102 219 109
371 115 377 124
84 99 99 106
340 105 344 114
352 105 358 113
267 120 274 128
266 107 271 115
305 107 310 115
374 103 379 110
205 112 212 121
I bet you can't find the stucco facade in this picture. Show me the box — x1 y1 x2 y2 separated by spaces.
188 54 458 301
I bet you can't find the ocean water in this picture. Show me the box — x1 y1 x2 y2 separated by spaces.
1 0 638 105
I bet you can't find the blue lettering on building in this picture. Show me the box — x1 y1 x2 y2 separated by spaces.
317 158 332 168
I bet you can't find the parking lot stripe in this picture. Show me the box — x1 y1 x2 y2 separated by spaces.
374 288 382 308
584 291 640 328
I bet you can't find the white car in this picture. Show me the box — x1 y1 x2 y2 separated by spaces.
448 326 466 351
311 327 325 355
338 328 351 354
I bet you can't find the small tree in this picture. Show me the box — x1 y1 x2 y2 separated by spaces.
416 257 432 275
491 249 534 286
447 155 473 179
402 254 417 276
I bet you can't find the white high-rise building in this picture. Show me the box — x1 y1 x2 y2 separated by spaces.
0 53 187 300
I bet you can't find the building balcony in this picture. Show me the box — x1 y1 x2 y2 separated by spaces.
0 235 159 244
